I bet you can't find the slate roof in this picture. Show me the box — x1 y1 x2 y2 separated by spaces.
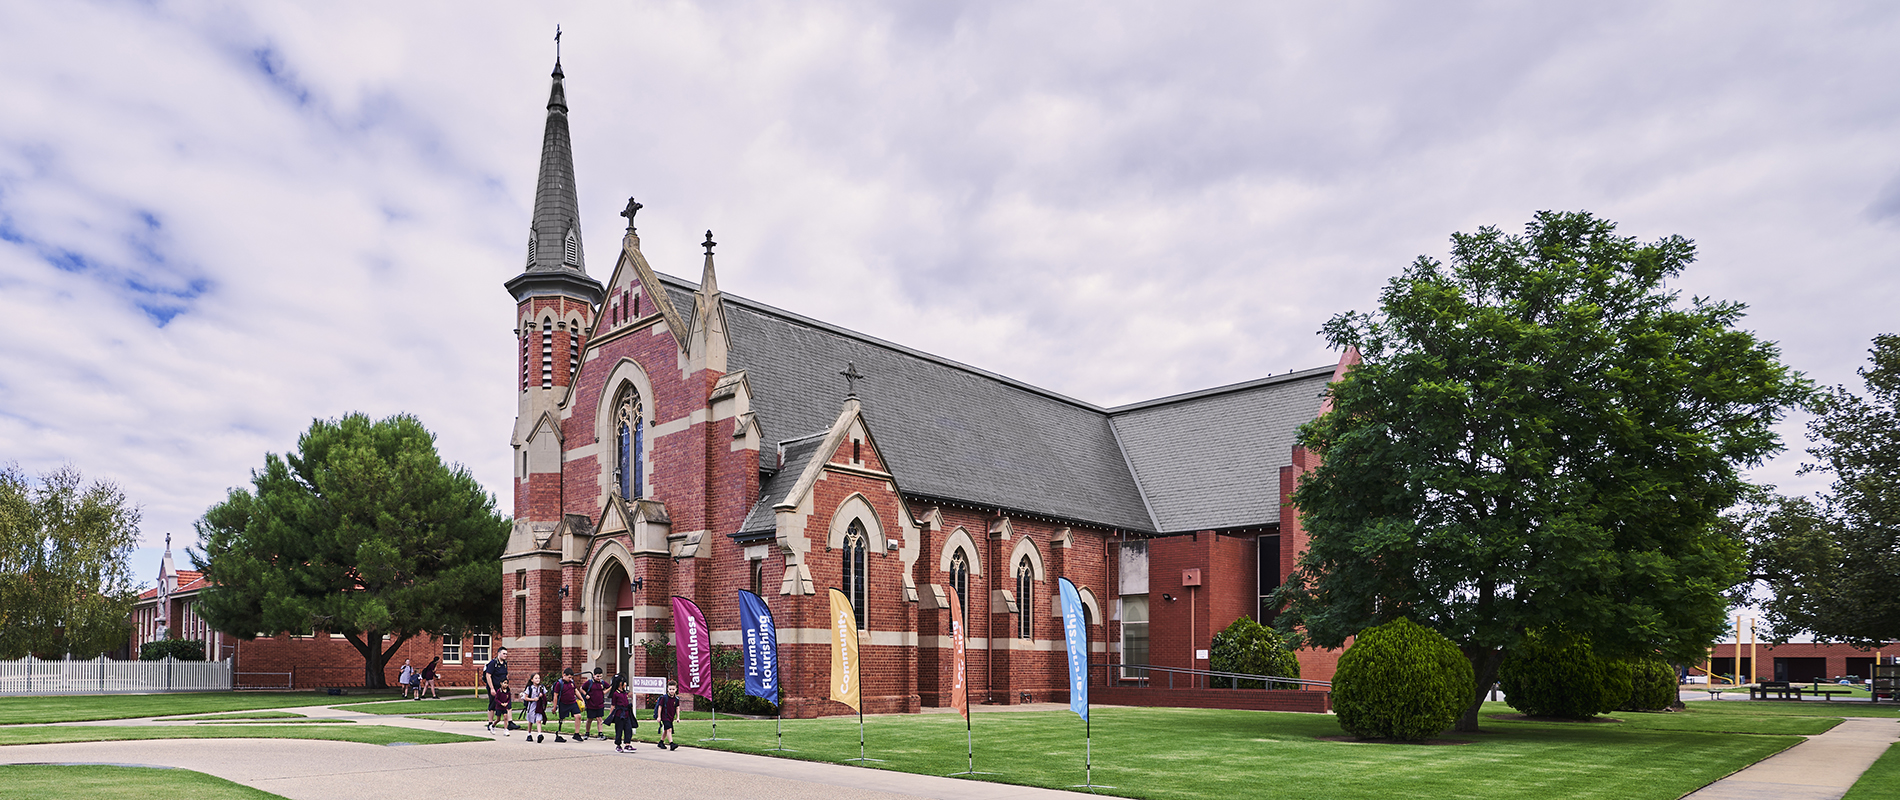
738 433 826 534
657 273 1337 537
1107 367 1334 532
524 60 586 275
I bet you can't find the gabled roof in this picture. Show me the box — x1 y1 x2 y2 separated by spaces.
1108 367 1333 531
137 571 207 601
655 273 1338 536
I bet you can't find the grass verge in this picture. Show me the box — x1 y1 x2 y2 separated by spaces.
1683 700 1900 718
162 711 307 721
630 706 1798 800
346 696 485 715
1845 742 1900 800
0 724 481 746
0 691 397 725
1487 708 1839 736
0 765 286 799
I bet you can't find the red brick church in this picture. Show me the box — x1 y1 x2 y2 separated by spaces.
501 58 1348 717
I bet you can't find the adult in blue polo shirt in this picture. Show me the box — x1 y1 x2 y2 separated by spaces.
484 648 517 731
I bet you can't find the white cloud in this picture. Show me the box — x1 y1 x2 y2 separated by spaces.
1 1 1895 586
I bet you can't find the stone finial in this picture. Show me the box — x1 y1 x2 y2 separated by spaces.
703 230 717 255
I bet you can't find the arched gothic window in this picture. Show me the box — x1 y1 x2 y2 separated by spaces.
948 550 970 615
613 387 644 499
843 520 868 630
1016 559 1034 640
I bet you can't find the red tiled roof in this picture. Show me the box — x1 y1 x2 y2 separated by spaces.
136 570 207 601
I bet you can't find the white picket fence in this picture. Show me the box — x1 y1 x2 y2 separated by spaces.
0 656 232 695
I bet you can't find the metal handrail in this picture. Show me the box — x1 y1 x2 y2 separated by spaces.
1093 662 1330 691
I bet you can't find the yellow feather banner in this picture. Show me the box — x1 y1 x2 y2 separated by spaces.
829 587 861 711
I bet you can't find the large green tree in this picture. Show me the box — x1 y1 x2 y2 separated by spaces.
1741 335 1900 646
191 413 507 687
1276 211 1809 732
0 465 141 659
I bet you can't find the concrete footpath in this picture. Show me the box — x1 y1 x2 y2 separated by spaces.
0 702 1111 800
1684 716 1899 800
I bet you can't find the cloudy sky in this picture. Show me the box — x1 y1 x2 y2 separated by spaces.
3 1 1896 589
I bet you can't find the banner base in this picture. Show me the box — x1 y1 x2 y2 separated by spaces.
697 737 734 741
946 771 996 776
1067 785 1117 791
844 757 886 762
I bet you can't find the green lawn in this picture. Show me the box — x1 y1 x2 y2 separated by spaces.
0 691 393 724
0 765 287 799
1488 707 1841 736
0 724 482 746
162 711 307 721
1845 742 1900 800
1686 700 1900 718
633 706 1798 800
346 696 485 715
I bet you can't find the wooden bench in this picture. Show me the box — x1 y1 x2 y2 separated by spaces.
1750 681 1802 701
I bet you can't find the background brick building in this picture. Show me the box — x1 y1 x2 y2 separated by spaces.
130 545 490 690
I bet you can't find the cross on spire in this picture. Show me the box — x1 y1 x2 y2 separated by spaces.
620 197 642 231
555 25 562 61
840 361 865 398
703 230 717 255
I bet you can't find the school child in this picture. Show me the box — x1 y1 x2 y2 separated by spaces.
655 681 681 751
581 668 607 741
522 672 548 743
398 659 415 699
419 656 440 699
553 668 580 742
609 676 637 753
487 680 513 736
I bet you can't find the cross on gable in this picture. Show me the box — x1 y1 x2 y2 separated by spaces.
620 197 642 231
840 361 865 398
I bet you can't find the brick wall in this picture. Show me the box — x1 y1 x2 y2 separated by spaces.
234 633 488 690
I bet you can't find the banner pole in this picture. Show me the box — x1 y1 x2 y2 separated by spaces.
859 706 866 762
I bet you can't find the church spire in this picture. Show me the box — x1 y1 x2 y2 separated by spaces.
526 46 583 275
506 46 604 305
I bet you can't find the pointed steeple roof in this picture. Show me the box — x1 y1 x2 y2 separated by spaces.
529 58 582 274
507 56 604 305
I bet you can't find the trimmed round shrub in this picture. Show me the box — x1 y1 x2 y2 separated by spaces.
1209 616 1301 688
1497 629 1619 719
1622 659 1679 711
1332 618 1473 741
1601 658 1634 712
138 638 206 661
